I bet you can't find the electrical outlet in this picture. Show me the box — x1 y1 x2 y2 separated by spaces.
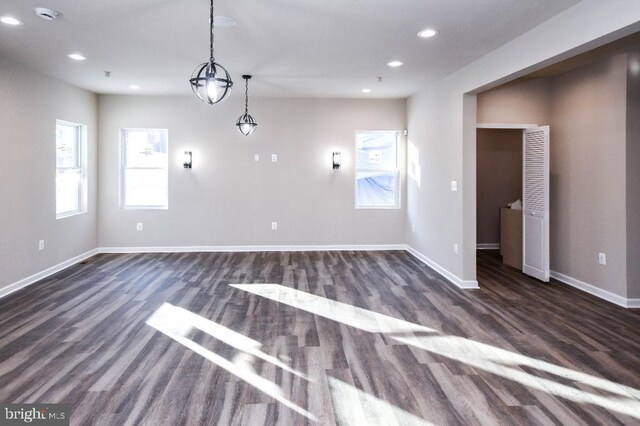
38 240 45 251
254 154 260 162
599 253 607 265
271 154 278 162
136 223 143 231
411 224 415 233
453 243 459 254
271 222 278 230
450 181 458 191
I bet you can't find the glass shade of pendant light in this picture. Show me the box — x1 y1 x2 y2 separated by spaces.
189 0 232 104
236 75 257 136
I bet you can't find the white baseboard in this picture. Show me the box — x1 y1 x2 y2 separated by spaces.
5 246 638 309
406 245 479 289
98 244 407 254
0 243 476 302
477 243 500 250
0 248 99 300
550 271 640 309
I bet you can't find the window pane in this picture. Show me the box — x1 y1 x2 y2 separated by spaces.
125 129 168 168
56 169 81 214
124 169 167 207
56 123 79 168
356 131 397 170
356 171 397 207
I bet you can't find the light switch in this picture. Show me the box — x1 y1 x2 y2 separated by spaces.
450 181 458 191
254 154 260 162
271 154 278 162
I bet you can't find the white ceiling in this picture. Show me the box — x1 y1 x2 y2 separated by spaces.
0 0 583 98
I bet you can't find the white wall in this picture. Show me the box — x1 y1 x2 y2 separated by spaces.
407 0 640 284
0 57 98 291
97 96 406 248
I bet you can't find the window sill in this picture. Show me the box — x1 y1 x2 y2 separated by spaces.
56 210 87 220
355 205 402 210
120 206 169 210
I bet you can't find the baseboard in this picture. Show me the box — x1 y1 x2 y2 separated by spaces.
550 271 640 309
0 248 99 300
0 243 481 303
98 244 407 254
6 246 637 308
477 243 500 250
406 245 479 289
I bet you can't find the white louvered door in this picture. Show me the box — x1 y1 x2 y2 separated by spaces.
523 126 550 282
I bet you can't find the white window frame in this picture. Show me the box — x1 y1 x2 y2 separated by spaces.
354 130 401 209
120 128 169 210
56 120 88 219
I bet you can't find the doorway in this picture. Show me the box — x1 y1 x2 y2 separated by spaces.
475 124 550 282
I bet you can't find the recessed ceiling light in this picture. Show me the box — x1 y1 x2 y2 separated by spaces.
128 85 140 90
0 16 23 26
387 60 404 68
362 88 371 93
67 53 86 61
417 28 438 38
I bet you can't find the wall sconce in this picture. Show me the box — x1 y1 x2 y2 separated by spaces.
183 151 192 169
332 152 341 170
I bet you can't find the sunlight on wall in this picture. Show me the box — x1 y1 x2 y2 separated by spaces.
146 303 316 421
328 377 434 426
229 284 435 334
408 140 421 187
231 284 640 421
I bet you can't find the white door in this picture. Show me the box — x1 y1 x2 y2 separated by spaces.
523 126 550 282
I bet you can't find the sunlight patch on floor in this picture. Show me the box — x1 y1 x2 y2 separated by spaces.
328 377 434 426
229 284 435 334
232 284 640 421
146 303 316 421
393 334 640 420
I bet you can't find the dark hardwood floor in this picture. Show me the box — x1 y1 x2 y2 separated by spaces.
0 250 639 425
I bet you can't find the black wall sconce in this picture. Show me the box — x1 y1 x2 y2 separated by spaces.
183 151 193 169
332 152 341 170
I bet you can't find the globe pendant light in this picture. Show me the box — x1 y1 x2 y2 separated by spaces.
236 75 257 136
189 0 232 104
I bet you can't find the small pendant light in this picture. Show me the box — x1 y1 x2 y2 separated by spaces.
189 0 233 104
236 75 257 136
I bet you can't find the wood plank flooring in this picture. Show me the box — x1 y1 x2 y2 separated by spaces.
0 250 639 425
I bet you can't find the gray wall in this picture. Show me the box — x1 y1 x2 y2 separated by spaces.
0 57 98 290
478 79 551 125
550 54 628 297
627 51 640 299
477 54 630 298
407 0 640 286
97 96 406 248
476 129 522 245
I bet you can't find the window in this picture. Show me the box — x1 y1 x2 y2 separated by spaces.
355 130 400 208
121 129 168 209
56 120 87 218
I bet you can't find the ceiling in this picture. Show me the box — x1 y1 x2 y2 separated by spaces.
0 0 583 98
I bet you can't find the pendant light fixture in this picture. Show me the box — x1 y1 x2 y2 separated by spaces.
189 0 232 104
236 75 257 136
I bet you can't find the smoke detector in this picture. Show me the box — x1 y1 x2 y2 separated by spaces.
35 8 58 21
